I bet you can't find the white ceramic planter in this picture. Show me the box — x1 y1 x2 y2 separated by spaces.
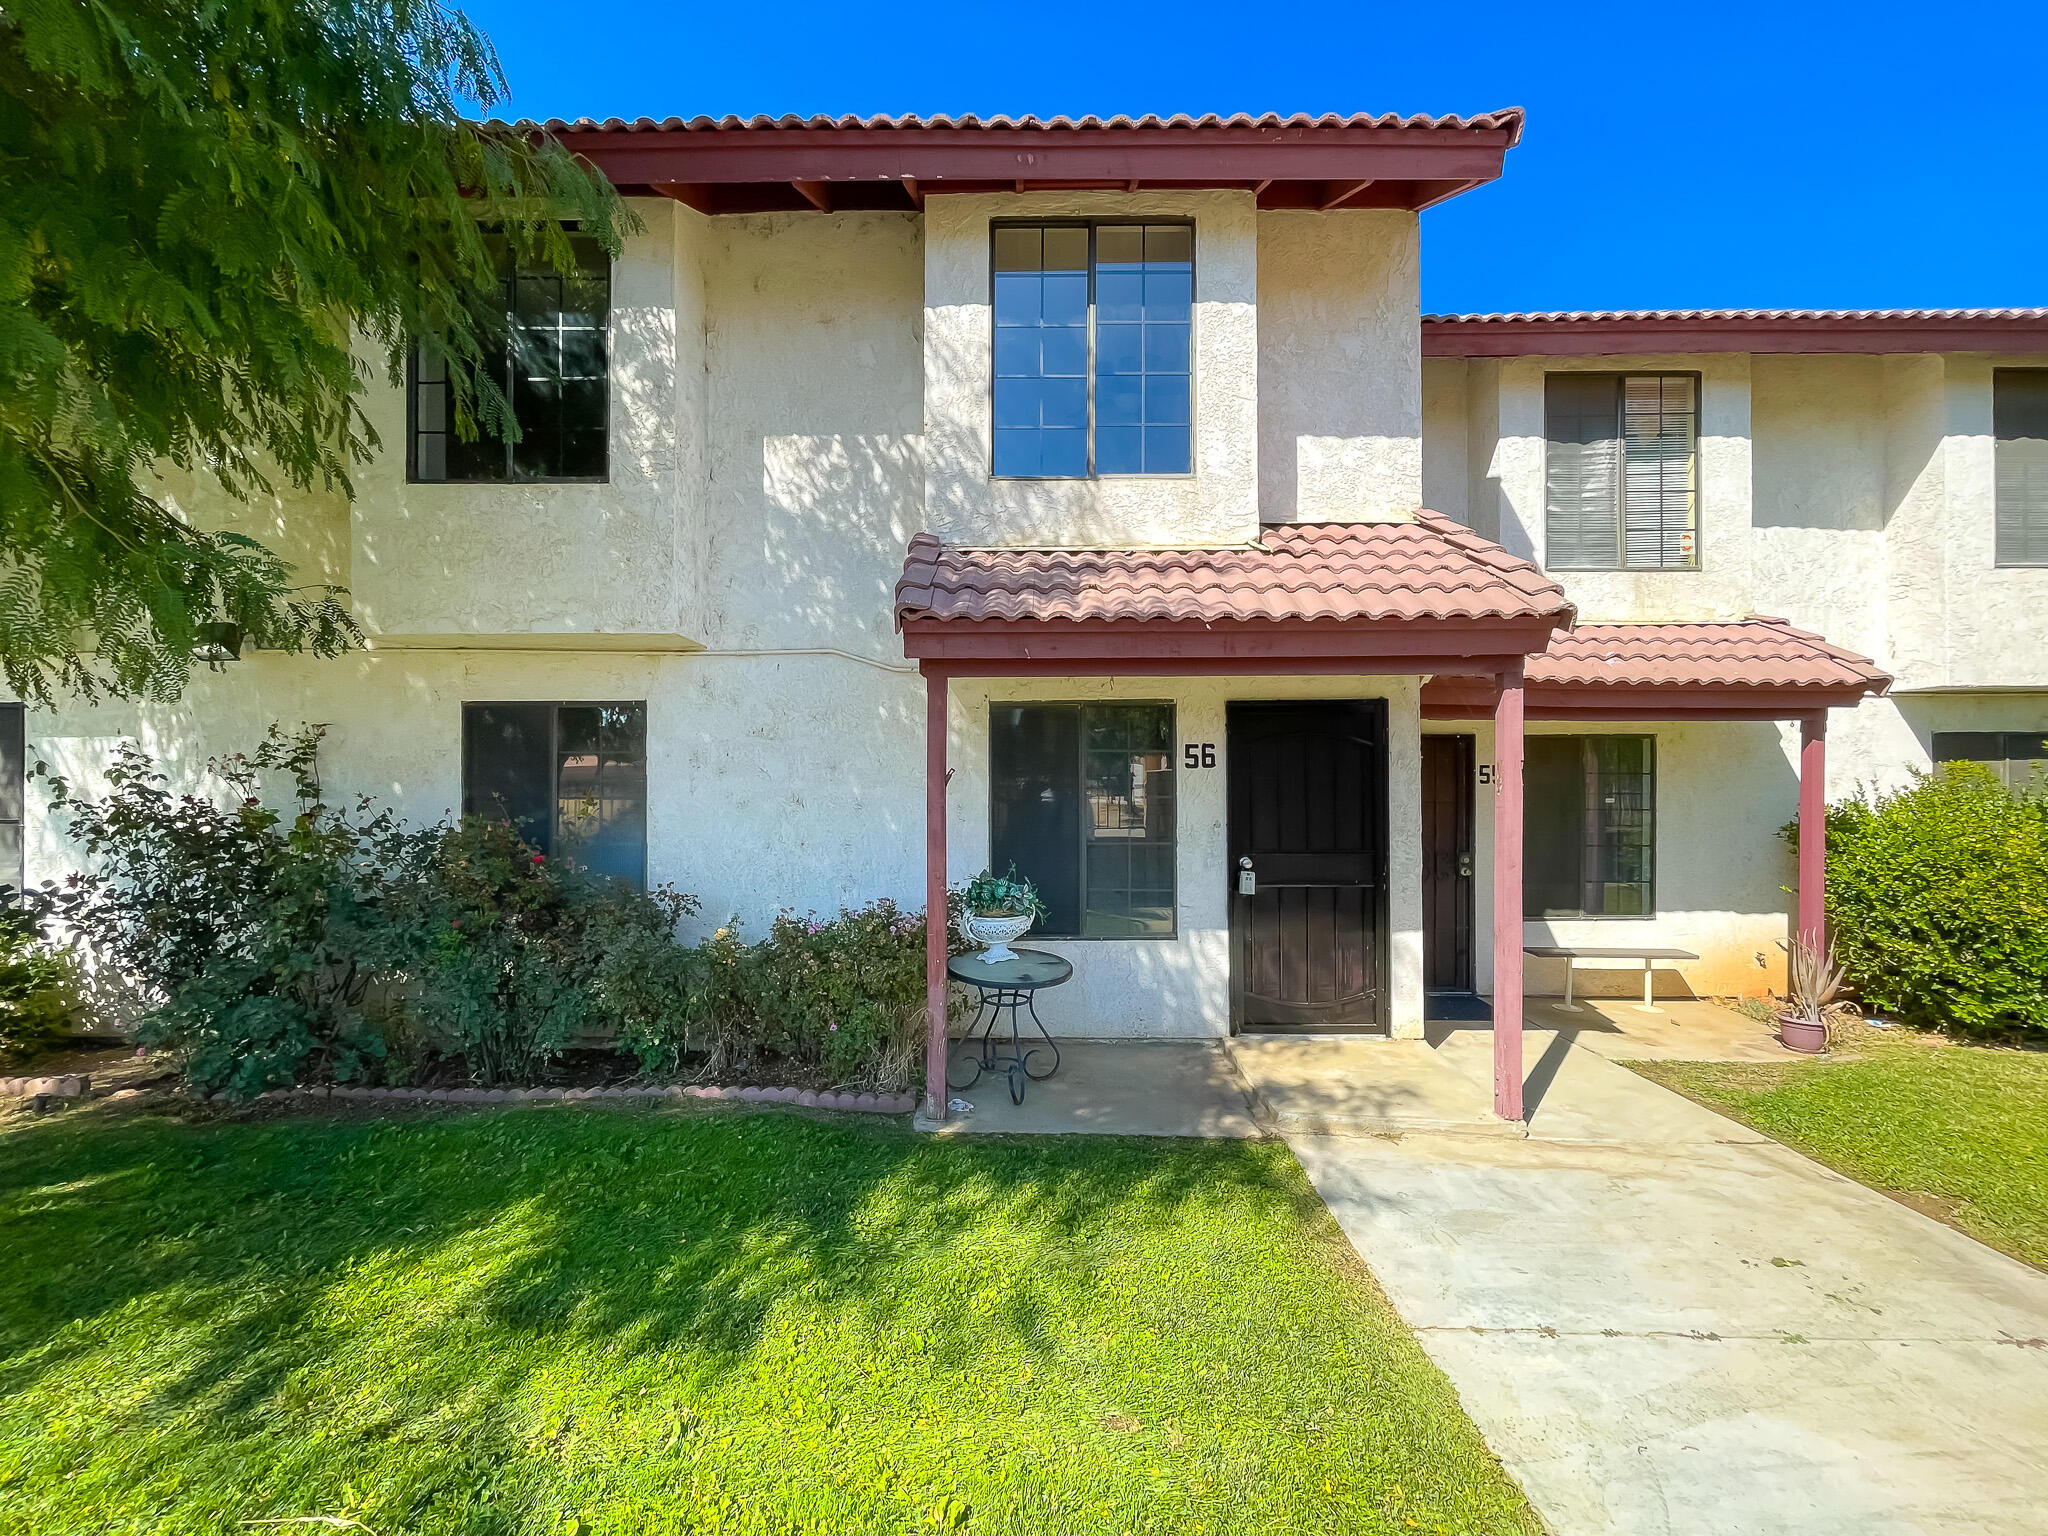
960 911 1033 963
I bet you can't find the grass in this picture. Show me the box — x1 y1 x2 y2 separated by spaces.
0 1103 1537 1536
1630 1030 2048 1270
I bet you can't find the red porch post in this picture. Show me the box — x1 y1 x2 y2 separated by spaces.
1493 658 1525 1122
923 666 951 1122
1798 712 1827 948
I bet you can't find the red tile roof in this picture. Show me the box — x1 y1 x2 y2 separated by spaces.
505 110 1526 141
893 514 1573 629
1421 308 2048 356
1529 619 1889 693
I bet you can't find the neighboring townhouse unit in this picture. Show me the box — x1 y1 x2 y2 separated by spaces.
8 109 2047 1122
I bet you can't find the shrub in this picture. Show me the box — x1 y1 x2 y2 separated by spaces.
390 815 698 1085
1801 763 2048 1038
0 907 83 1063
29 726 423 1094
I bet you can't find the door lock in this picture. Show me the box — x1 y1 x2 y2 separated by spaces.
1457 852 1473 879
1237 855 1256 896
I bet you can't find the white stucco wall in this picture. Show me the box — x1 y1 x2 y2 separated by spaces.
922 191 1259 547
1420 357 1469 522
348 197 707 643
1257 212 1422 523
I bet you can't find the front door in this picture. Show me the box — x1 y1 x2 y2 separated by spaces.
1227 701 1388 1031
1422 734 1477 993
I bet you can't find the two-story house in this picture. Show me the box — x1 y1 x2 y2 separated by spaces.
10 110 2046 1123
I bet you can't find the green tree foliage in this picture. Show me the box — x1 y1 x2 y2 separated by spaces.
1799 763 2048 1038
0 0 634 702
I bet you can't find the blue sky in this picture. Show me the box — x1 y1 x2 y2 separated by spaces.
464 0 2044 314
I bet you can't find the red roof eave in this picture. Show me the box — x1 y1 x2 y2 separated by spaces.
1422 308 2048 357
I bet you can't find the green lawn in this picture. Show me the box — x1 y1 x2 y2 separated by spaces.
1631 1032 2048 1270
0 1103 1535 1536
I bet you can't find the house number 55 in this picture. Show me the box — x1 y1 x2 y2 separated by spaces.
1183 742 1218 769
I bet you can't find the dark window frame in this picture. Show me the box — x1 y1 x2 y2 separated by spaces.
406 232 612 486
987 219 1197 482
460 699 648 886
1993 367 2048 568
1523 733 1658 921
1543 370 1703 573
1932 730 2048 789
0 703 21 897
987 700 1179 940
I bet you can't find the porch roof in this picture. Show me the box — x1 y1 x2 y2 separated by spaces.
893 515 1574 673
1423 618 1892 719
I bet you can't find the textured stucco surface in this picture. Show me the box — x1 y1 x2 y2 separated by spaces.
922 191 1258 547
349 197 704 641
1257 212 1422 523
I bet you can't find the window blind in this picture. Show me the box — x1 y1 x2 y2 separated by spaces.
1995 369 2048 568
1544 374 1698 570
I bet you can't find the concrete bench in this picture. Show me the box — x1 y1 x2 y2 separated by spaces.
1523 945 1700 1013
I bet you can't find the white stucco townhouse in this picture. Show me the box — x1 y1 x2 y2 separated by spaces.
8 109 2047 1121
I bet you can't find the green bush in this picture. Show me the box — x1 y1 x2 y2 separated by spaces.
0 906 83 1063
1806 763 2048 1038
29 725 958 1094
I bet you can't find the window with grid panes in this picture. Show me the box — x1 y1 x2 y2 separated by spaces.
461 703 647 885
1524 736 1656 918
409 233 610 482
1544 374 1698 569
989 703 1176 936
991 224 1193 478
1932 731 2048 790
1995 369 2048 567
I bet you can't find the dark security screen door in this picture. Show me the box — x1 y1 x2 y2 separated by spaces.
1422 735 1476 992
1228 701 1388 1031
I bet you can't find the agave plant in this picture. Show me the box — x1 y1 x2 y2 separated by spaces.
1783 935 1849 1025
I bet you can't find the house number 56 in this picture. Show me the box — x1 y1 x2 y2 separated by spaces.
1183 742 1218 769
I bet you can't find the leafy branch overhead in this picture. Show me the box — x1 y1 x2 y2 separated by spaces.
0 0 636 701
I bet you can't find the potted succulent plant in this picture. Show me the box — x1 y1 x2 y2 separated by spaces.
1778 934 1848 1054
958 865 1047 963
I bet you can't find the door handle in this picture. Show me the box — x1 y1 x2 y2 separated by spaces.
1237 855 1256 896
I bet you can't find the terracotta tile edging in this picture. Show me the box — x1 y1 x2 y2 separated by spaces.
267 1083 915 1114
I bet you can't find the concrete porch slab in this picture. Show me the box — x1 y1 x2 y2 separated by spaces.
914 1040 1264 1138
1224 1035 1523 1139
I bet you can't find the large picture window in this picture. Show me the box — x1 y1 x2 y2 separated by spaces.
1994 368 2048 567
409 232 610 483
1545 373 1698 570
461 702 647 885
1524 735 1655 918
992 223 1193 479
989 703 1176 937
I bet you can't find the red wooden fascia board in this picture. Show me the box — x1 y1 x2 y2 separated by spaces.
899 616 1560 666
560 127 1512 192
922 655 1534 680
1421 316 2048 358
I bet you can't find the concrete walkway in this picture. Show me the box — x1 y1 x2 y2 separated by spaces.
1289 1037 2048 1536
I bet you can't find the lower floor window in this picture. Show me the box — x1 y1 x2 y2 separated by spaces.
1932 731 2048 789
990 702 1176 937
0 704 20 895
461 702 648 885
1524 735 1655 918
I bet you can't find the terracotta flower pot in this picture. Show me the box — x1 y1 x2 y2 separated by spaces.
1778 1014 1827 1054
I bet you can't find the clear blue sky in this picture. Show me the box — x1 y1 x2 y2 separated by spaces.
463 0 2044 315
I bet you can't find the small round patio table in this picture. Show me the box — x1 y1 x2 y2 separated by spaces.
945 948 1071 1105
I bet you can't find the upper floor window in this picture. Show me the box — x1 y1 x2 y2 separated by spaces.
992 223 1192 479
1994 369 2048 568
409 233 610 483
1544 373 1698 571
462 701 647 885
